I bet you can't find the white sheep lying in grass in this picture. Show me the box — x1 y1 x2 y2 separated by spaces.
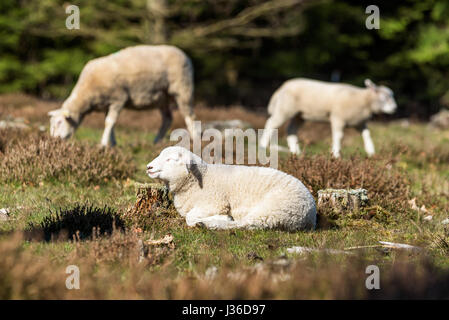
48 45 197 147
260 78 397 157
146 146 317 230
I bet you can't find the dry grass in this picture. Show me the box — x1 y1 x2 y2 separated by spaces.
0 128 135 185
1 231 449 299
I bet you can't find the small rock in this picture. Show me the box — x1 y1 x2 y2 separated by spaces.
442 218 449 225
271 257 291 268
0 208 10 221
317 188 369 213
430 109 449 129
202 119 252 133
423 215 433 221
204 266 218 281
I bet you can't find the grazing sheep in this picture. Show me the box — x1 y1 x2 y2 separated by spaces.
48 45 197 147
260 78 397 157
146 146 316 231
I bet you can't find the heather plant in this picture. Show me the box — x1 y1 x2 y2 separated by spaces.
280 154 411 214
0 129 135 185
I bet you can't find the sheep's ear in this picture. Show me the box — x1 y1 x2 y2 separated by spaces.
48 109 62 117
185 159 195 173
48 109 73 120
62 110 71 118
364 79 376 89
61 110 79 126
185 161 203 188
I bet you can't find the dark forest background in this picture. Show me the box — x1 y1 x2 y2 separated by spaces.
1 0 449 118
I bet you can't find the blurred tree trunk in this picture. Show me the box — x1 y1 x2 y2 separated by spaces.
147 0 168 44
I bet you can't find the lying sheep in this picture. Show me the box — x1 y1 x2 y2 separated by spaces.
146 146 316 230
260 78 397 157
48 45 197 147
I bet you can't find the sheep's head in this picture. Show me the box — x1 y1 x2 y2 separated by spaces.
48 108 77 139
146 146 203 184
365 79 397 114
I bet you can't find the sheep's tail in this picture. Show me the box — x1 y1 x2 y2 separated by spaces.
267 90 280 115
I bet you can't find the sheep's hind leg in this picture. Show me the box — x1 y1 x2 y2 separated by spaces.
173 92 199 141
101 103 123 147
154 104 173 144
286 115 302 155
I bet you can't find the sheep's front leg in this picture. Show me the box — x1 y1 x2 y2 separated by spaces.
330 117 345 158
286 116 302 155
260 114 288 149
185 207 212 227
196 215 239 230
101 104 122 147
185 208 237 230
361 126 375 156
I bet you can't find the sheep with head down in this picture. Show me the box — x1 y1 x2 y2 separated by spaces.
146 146 317 231
48 45 197 147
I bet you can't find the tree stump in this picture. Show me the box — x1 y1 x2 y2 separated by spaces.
317 188 369 213
125 183 173 218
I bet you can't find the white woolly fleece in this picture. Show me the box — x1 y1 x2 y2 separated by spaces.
147 146 316 231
